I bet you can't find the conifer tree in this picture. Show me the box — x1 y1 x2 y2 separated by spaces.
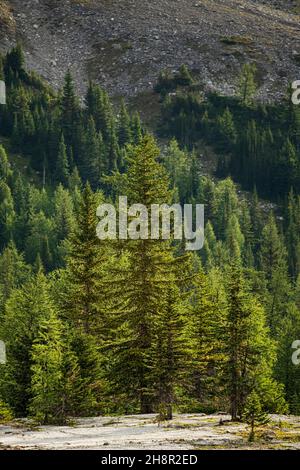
204 222 217 265
55 134 70 186
260 213 287 280
273 138 297 195
85 81 97 117
224 264 279 420
107 119 119 174
249 187 263 261
25 211 54 270
86 83 112 140
175 65 194 87
225 214 244 263
98 90 113 141
239 201 254 267
4 43 25 83
214 178 239 240
259 213 290 331
0 241 30 312
286 189 300 278
11 113 22 151
150 285 187 420
164 139 190 203
64 183 105 334
184 269 225 408
81 116 102 187
118 99 132 147
60 70 79 151
131 112 143 145
243 390 269 441
52 185 75 266
0 145 12 182
0 181 15 250
202 177 217 223
53 185 75 242
106 135 186 414
68 166 82 192
11 173 30 251
217 107 237 152
202 240 213 270
29 311 65 424
0 272 56 415
238 63 257 105
67 330 103 415
275 303 300 413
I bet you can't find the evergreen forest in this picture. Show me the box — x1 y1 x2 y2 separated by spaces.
0 45 300 425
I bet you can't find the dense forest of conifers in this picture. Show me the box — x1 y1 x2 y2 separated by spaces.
0 45 300 425
157 64 300 199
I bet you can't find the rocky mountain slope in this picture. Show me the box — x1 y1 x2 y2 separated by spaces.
1 0 300 100
252 0 298 11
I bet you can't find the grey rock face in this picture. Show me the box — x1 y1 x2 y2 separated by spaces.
0 0 300 101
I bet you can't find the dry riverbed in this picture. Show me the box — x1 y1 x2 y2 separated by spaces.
1 413 300 450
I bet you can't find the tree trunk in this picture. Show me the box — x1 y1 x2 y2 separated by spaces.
165 403 173 420
230 365 239 421
249 419 255 442
140 397 153 414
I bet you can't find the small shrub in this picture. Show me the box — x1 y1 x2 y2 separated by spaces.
0 400 13 423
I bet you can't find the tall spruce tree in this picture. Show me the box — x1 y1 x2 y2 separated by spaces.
106 135 186 414
0 241 30 313
131 112 143 145
60 70 79 153
0 272 56 415
150 285 187 420
184 269 225 409
81 116 102 187
224 264 282 420
55 134 70 186
29 311 65 424
107 119 119 174
63 183 105 334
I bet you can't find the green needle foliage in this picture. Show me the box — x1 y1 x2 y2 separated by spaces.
29 311 65 424
243 391 269 442
0 47 297 422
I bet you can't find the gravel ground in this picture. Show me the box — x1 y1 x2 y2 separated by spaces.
1 413 300 450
